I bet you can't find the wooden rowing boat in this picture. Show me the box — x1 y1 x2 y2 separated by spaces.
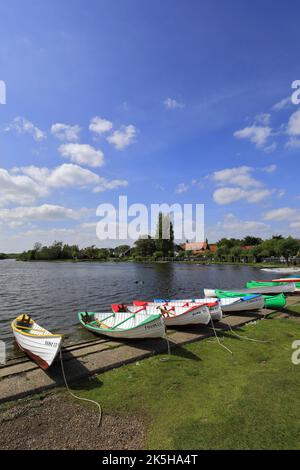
152 296 263 313
143 299 222 322
78 310 165 339
204 283 296 296
209 290 286 309
11 314 62 370
125 302 212 326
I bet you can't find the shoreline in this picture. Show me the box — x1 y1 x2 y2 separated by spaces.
8 258 299 269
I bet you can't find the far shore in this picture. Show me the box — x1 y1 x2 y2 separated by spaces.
4 257 299 269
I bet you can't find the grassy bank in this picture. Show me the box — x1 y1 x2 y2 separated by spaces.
74 315 300 449
1 313 299 449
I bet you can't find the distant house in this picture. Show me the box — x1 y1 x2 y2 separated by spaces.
242 245 254 251
181 241 218 254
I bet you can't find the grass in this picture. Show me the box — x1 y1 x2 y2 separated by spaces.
73 316 300 450
285 303 300 315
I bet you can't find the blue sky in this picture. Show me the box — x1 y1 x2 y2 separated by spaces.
0 0 300 251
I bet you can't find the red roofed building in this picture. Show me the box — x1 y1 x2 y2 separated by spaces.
181 240 218 254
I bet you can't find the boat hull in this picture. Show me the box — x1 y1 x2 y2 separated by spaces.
206 296 264 312
163 305 211 326
13 329 62 370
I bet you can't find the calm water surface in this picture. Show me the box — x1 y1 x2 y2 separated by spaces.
0 259 271 359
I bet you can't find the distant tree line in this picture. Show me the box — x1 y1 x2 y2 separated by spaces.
18 213 176 262
15 215 300 265
195 235 300 265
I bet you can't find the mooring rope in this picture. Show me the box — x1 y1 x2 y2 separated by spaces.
160 334 171 362
226 322 270 344
59 349 102 427
209 317 233 354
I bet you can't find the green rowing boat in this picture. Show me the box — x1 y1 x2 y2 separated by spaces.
213 290 286 309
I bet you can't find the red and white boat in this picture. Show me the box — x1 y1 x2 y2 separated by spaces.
132 300 222 322
112 302 211 326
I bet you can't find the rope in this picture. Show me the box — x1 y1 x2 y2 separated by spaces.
209 317 233 354
59 349 102 427
160 334 171 362
225 321 270 344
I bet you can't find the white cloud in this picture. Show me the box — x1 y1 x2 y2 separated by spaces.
213 187 271 205
0 163 128 207
211 166 261 188
255 113 271 125
0 204 84 224
89 117 113 135
164 98 184 109
233 124 272 149
51 123 81 141
285 137 300 149
206 213 271 241
4 117 46 141
263 142 277 153
175 183 188 194
0 168 48 206
272 97 291 111
58 143 104 167
107 124 136 150
287 109 300 136
263 207 298 221
93 179 128 193
222 213 270 234
263 164 277 173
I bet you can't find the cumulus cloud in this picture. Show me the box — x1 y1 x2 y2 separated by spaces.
89 117 113 135
0 204 84 224
233 124 272 149
58 143 104 167
0 163 128 207
205 213 271 241
107 124 136 150
222 213 270 234
51 123 81 141
0 167 48 206
211 166 262 188
263 207 298 221
4 117 46 141
213 187 271 205
287 109 300 136
164 98 184 109
93 179 128 193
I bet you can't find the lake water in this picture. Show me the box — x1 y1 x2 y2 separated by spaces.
0 259 271 360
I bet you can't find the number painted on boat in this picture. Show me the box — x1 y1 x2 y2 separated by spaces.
45 340 57 348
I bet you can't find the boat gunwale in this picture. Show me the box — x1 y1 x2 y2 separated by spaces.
11 319 63 339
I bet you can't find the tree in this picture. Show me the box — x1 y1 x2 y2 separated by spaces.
242 236 262 246
155 212 174 257
134 236 156 257
278 237 300 264
114 245 131 258
230 245 242 262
